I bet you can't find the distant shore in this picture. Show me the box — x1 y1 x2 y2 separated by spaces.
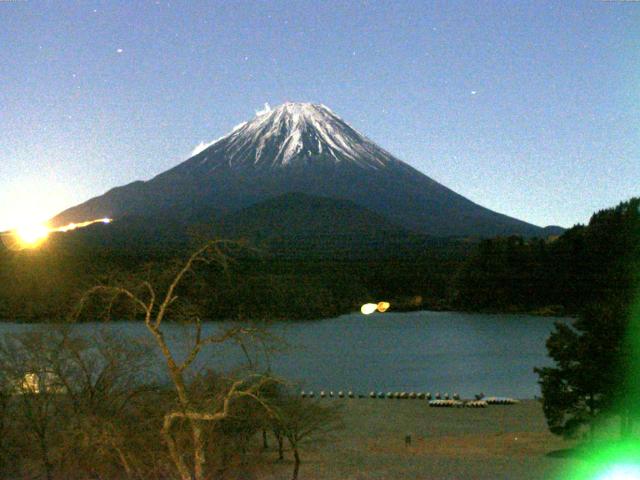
0 304 575 324
379 302 570 318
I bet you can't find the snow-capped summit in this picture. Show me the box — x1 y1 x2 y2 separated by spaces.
190 102 396 170
51 102 550 238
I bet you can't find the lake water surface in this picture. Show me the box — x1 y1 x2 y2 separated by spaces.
0 311 569 398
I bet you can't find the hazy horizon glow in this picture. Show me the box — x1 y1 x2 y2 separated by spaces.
1 1 638 231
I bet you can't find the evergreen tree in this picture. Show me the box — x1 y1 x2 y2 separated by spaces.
535 198 640 438
535 301 627 438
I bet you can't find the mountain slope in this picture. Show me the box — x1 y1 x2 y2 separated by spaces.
52 102 551 237
215 192 405 238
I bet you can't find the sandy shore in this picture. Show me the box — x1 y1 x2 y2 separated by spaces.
257 399 579 480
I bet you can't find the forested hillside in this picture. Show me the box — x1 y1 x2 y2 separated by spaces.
455 197 640 314
0 197 637 322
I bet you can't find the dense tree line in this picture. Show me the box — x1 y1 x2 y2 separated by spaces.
454 197 640 315
0 197 638 321
0 231 470 321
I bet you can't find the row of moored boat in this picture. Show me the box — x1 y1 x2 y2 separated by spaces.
299 390 519 406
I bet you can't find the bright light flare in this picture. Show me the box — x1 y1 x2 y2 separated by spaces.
360 303 378 315
595 464 640 480
360 301 391 315
377 301 391 312
55 218 112 232
560 441 640 480
2 217 113 251
14 224 49 247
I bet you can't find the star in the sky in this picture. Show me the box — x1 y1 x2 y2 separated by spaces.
116 48 123 54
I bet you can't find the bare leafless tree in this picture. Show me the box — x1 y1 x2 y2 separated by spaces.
76 240 280 480
0 326 161 480
0 329 68 480
276 396 343 480
0 372 10 475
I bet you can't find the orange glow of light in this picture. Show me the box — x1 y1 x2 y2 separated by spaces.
14 223 50 248
55 218 112 232
377 301 391 312
360 301 391 315
2 217 113 251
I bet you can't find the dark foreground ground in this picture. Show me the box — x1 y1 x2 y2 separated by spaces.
256 399 580 480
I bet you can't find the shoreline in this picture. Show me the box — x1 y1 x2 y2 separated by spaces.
256 398 575 480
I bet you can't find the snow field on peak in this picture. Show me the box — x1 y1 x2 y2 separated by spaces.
192 102 394 170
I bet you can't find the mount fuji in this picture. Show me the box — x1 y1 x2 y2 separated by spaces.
51 102 556 238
